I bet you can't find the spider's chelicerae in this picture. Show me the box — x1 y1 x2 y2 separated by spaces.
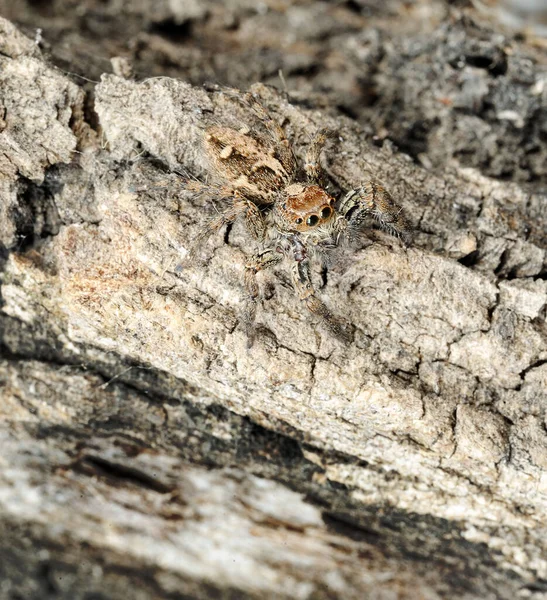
186 89 411 342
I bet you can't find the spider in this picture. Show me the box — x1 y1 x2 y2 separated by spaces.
185 88 412 343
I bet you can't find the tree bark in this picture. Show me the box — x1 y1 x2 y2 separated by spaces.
0 3 546 599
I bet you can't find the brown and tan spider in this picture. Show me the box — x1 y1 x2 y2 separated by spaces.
185 88 411 343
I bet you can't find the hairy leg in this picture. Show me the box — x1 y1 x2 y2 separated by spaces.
189 196 266 258
304 129 337 187
338 182 412 245
243 248 283 344
291 259 350 343
221 86 298 178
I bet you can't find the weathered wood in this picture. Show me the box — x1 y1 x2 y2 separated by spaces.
0 4 546 599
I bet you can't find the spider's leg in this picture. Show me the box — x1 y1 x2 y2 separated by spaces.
339 182 412 245
304 128 337 187
243 200 268 241
243 248 283 344
189 196 266 258
238 89 298 178
185 180 222 195
128 169 201 195
291 258 351 343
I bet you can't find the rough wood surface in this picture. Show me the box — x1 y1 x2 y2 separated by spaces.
0 2 546 599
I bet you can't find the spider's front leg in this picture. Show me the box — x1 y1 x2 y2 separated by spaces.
339 182 412 245
291 259 351 343
243 248 283 344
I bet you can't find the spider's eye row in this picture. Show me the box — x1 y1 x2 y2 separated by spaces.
295 217 303 224
307 215 319 227
320 207 332 219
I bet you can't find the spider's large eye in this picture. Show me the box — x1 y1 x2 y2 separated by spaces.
306 214 319 226
320 207 332 219
295 217 303 225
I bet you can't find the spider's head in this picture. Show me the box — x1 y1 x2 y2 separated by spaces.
278 184 336 233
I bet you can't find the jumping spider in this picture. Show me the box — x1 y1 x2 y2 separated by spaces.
186 88 411 342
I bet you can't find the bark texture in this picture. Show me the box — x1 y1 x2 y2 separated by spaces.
0 2 546 599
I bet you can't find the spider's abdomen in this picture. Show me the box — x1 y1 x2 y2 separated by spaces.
205 126 290 204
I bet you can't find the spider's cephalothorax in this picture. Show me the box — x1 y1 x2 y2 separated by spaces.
188 89 412 343
273 184 336 235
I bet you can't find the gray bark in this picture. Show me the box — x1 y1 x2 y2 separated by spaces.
0 2 546 599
